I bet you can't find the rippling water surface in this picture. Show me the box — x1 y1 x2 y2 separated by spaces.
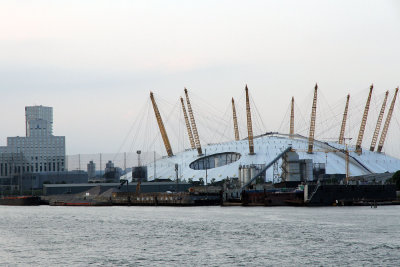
1 206 399 266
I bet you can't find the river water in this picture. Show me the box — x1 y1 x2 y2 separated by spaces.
0 206 399 266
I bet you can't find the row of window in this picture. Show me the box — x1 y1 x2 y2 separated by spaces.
0 161 65 177
9 141 64 146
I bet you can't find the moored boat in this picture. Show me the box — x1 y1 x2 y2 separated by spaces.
0 196 40 206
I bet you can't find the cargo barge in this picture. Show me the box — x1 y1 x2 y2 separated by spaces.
42 184 222 206
304 184 397 206
111 191 221 206
0 196 40 206
234 184 398 206
50 200 112 206
242 189 304 206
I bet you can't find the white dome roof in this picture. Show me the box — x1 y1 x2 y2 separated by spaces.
124 133 400 182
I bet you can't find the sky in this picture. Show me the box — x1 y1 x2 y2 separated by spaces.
1 0 400 157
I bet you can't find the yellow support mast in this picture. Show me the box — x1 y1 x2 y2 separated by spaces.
377 87 399 153
290 97 294 138
232 98 240 141
245 85 255 155
307 84 318 153
184 88 202 156
150 92 173 157
370 90 389 151
338 94 350 145
355 84 373 154
180 97 196 149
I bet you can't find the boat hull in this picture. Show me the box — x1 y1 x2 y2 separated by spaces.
0 196 40 206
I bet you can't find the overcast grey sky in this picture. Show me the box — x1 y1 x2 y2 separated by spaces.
1 0 400 156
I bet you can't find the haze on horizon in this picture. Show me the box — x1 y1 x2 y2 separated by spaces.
1 0 400 158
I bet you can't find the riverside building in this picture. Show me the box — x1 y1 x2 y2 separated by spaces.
0 106 66 188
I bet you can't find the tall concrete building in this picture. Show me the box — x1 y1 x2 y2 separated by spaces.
0 105 65 180
87 161 96 181
25 105 53 137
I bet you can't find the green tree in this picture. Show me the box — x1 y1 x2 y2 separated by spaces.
391 170 400 190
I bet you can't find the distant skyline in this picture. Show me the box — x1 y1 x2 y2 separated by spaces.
1 0 400 157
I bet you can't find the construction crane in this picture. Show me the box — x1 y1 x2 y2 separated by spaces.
338 94 350 145
150 91 173 157
240 146 292 191
232 98 240 141
355 84 373 154
377 87 399 153
135 150 142 193
307 83 318 153
118 179 129 192
245 85 255 155
180 97 196 149
136 179 141 194
370 90 389 151
184 88 202 156
343 137 354 184
290 97 294 138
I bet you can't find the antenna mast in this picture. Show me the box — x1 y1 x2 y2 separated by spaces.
307 84 318 153
232 98 240 141
150 92 173 157
377 87 399 153
245 85 255 155
355 85 373 154
184 88 202 156
180 97 196 149
338 94 350 145
290 97 294 138
370 90 389 151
